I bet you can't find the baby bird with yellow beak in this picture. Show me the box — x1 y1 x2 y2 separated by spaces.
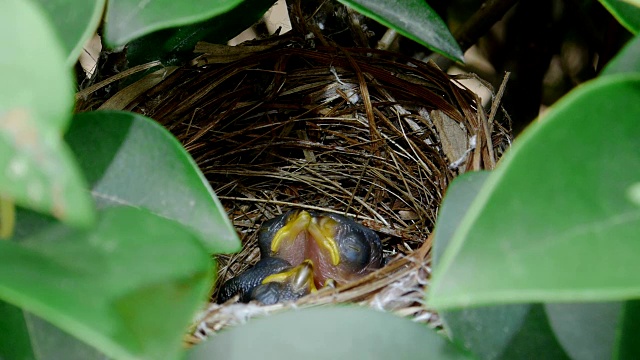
218 210 383 304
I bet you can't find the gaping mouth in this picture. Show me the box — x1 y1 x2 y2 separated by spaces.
261 259 318 293
269 210 341 266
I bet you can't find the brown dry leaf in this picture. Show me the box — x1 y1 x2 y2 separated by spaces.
431 110 468 172
194 42 280 65
100 67 179 110
398 210 419 221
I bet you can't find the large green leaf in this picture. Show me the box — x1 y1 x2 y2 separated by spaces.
599 0 640 34
433 173 568 359
65 111 240 254
433 173 521 359
126 0 274 67
615 300 640 359
441 302 620 360
0 207 213 360
442 305 531 359
0 301 109 360
602 34 640 76
338 0 463 62
0 301 35 360
496 305 569 360
188 306 474 359
500 304 570 360
545 302 621 360
432 171 490 265
0 0 95 227
33 0 106 67
1 0 71 130
428 75 640 309
103 0 256 47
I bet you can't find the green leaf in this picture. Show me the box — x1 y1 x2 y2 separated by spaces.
338 0 463 62
0 0 95 227
104 0 257 47
599 0 640 34
442 304 570 360
432 171 490 265
0 207 213 360
545 302 621 360
428 75 640 310
11 207 59 242
495 304 570 360
33 0 106 67
188 306 474 360
126 0 274 67
0 301 109 360
1 0 71 130
615 300 640 359
65 111 241 254
433 173 568 359
0 301 35 360
442 305 532 359
602 34 640 76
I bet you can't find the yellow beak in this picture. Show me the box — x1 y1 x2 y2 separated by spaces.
270 210 341 266
261 259 318 293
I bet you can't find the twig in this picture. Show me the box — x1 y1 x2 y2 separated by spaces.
488 71 511 127
432 0 519 68
455 0 519 53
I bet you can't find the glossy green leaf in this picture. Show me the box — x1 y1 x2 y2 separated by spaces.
429 75 640 309
11 207 59 242
103 0 255 47
545 302 621 360
0 0 95 227
188 306 474 360
338 0 463 62
433 173 567 359
602 34 640 76
0 207 213 360
615 300 640 359
33 0 106 67
0 300 109 360
0 301 35 360
442 305 532 359
65 111 240 254
126 0 274 67
497 305 569 360
433 171 490 265
23 313 109 360
1 0 71 130
599 0 640 34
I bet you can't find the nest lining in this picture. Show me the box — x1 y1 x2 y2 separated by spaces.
77 29 511 344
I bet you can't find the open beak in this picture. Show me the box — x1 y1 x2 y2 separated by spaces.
270 210 341 266
261 259 318 293
308 216 340 266
270 210 312 253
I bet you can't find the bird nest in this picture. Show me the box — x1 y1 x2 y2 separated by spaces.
76 22 511 345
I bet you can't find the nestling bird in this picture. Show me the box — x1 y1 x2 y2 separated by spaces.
250 260 318 305
217 210 383 304
259 210 383 287
217 256 292 303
